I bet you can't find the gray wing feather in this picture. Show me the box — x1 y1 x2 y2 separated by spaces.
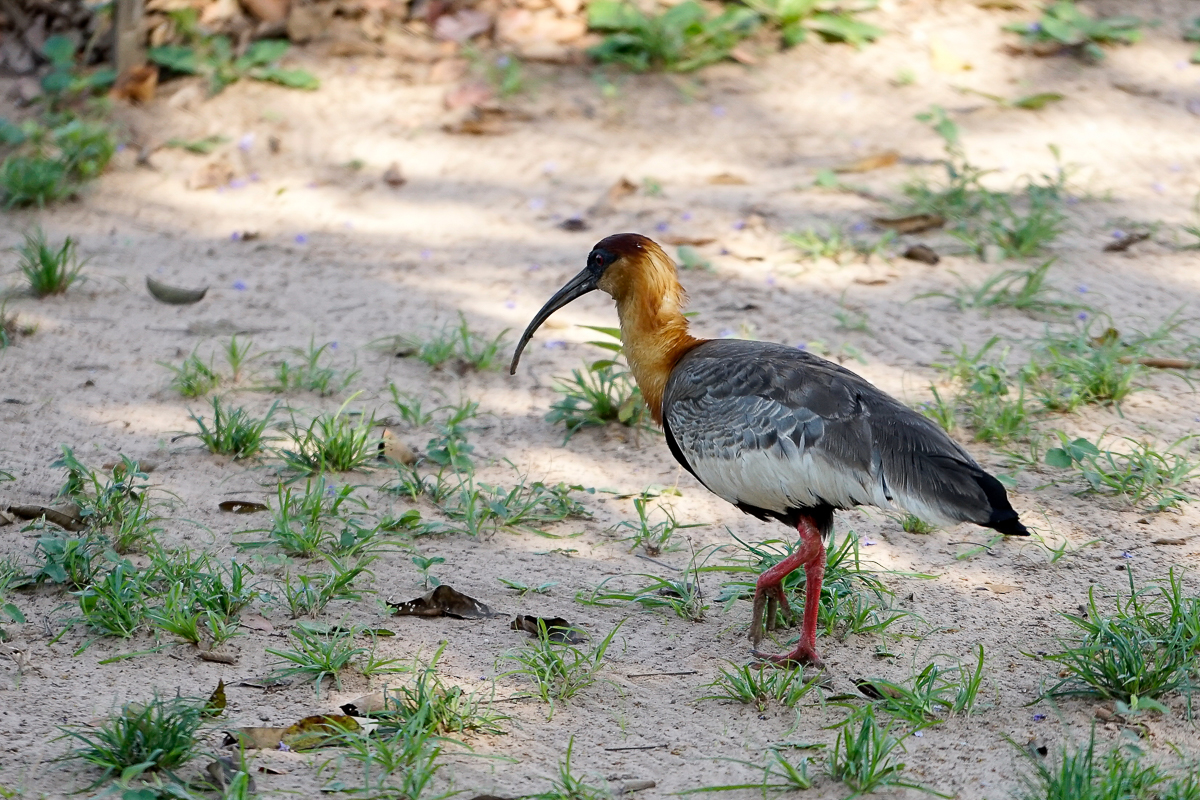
664 339 993 525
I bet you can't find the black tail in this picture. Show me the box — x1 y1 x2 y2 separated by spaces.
976 472 1029 536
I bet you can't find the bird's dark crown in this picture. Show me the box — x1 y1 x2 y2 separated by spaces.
588 232 653 276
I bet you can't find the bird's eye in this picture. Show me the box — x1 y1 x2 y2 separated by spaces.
592 253 605 268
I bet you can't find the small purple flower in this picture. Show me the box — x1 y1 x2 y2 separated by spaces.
796 342 807 350
543 340 567 350
421 249 432 260
306 181 319 189
1152 182 1166 194
529 197 545 211
344 221 354 229
347 64 358 74
116 143 127 153
329 341 338 350
711 105 726 118
216 186 225 194
1111 230 1125 239
718 328 735 338
863 539 878 546
841 92 854 104
238 133 255 152
233 280 247 291
732 219 745 230
1028 21 1041 32
496 55 511 68
1033 713 1046 722
231 232 242 241
851 137 864 149
542 161 557 174
913 730 923 737
1122 551 1133 559
1066 195 1079 205
1177 61 1189 70
294 234 309 245
681 212 692 222
655 221 669 232
505 300 516 309
851 221 868 233
229 178 247 189
528 263 542 272
766 276 776 286
1077 312 1088 321
1170 163 1184 173
1076 284 1088 293
249 172 261 182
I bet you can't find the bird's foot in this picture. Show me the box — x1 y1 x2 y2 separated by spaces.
749 584 793 646
751 642 824 669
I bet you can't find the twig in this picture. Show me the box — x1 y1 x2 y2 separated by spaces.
634 554 679 572
604 744 668 752
626 670 698 678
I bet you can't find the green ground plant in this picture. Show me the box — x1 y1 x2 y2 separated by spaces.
538 737 611 800
237 478 381 557
1044 433 1200 510
582 570 708 621
613 495 705 555
701 661 821 711
161 349 220 398
279 556 374 618
500 620 623 718
394 313 509 372
150 10 318 95
15 228 85 296
267 625 382 697
441 473 591 536
57 695 205 787
586 0 759 72
186 397 278 459
826 706 946 797
74 561 146 639
269 340 358 396
51 448 160 554
1038 569 1199 707
845 645 987 724
1004 1 1142 63
743 0 883 48
0 37 116 207
279 404 379 474
366 644 506 737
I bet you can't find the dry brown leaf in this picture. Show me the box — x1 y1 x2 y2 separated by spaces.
146 276 209 305
199 650 238 665
7 504 86 531
834 150 900 173
0 509 14 527
1103 232 1150 252
239 612 274 632
187 156 235 191
110 65 158 104
853 274 896 286
854 679 903 700
903 244 940 265
388 585 495 619
588 177 637 217
708 172 747 185
242 0 290 23
510 615 586 644
873 214 945 234
219 500 269 514
1151 537 1188 546
444 107 514 135
1134 357 1198 370
383 163 406 188
661 235 715 247
986 583 1021 594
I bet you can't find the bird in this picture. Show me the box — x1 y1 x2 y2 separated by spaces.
509 232 1028 667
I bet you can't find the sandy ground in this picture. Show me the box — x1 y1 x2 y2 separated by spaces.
2 0 1200 796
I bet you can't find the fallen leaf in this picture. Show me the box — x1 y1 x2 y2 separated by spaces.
187 156 236 190
1151 537 1188 546
510 614 586 644
219 500 269 514
903 244 940 264
1011 92 1064 110
834 150 900 173
558 217 589 232
199 650 238 665
241 0 289 22
282 714 360 750
661 235 715 247
1103 232 1150 252
588 177 637 217
6 504 86 531
708 172 747 185
383 163 406 188
110 65 158 104
444 81 494 110
205 679 227 717
853 274 896 286
1134 357 1198 369
239 612 274 632
930 39 972 72
728 44 758 65
616 780 657 794
986 583 1022 594
873 214 945 234
854 679 903 700
388 585 496 619
434 8 493 42
0 509 14 527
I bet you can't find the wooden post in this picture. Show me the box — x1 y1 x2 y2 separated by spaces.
114 0 145 75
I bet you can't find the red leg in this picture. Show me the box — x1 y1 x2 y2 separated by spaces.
749 516 826 667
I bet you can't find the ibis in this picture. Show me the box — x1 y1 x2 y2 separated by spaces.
510 233 1028 666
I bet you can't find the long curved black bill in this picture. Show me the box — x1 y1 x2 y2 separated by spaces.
509 267 598 374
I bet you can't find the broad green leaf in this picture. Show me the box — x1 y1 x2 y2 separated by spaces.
42 35 76 68
808 12 883 47
1012 92 1064 110
1045 448 1073 468
243 39 290 66
254 67 320 90
148 45 200 74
